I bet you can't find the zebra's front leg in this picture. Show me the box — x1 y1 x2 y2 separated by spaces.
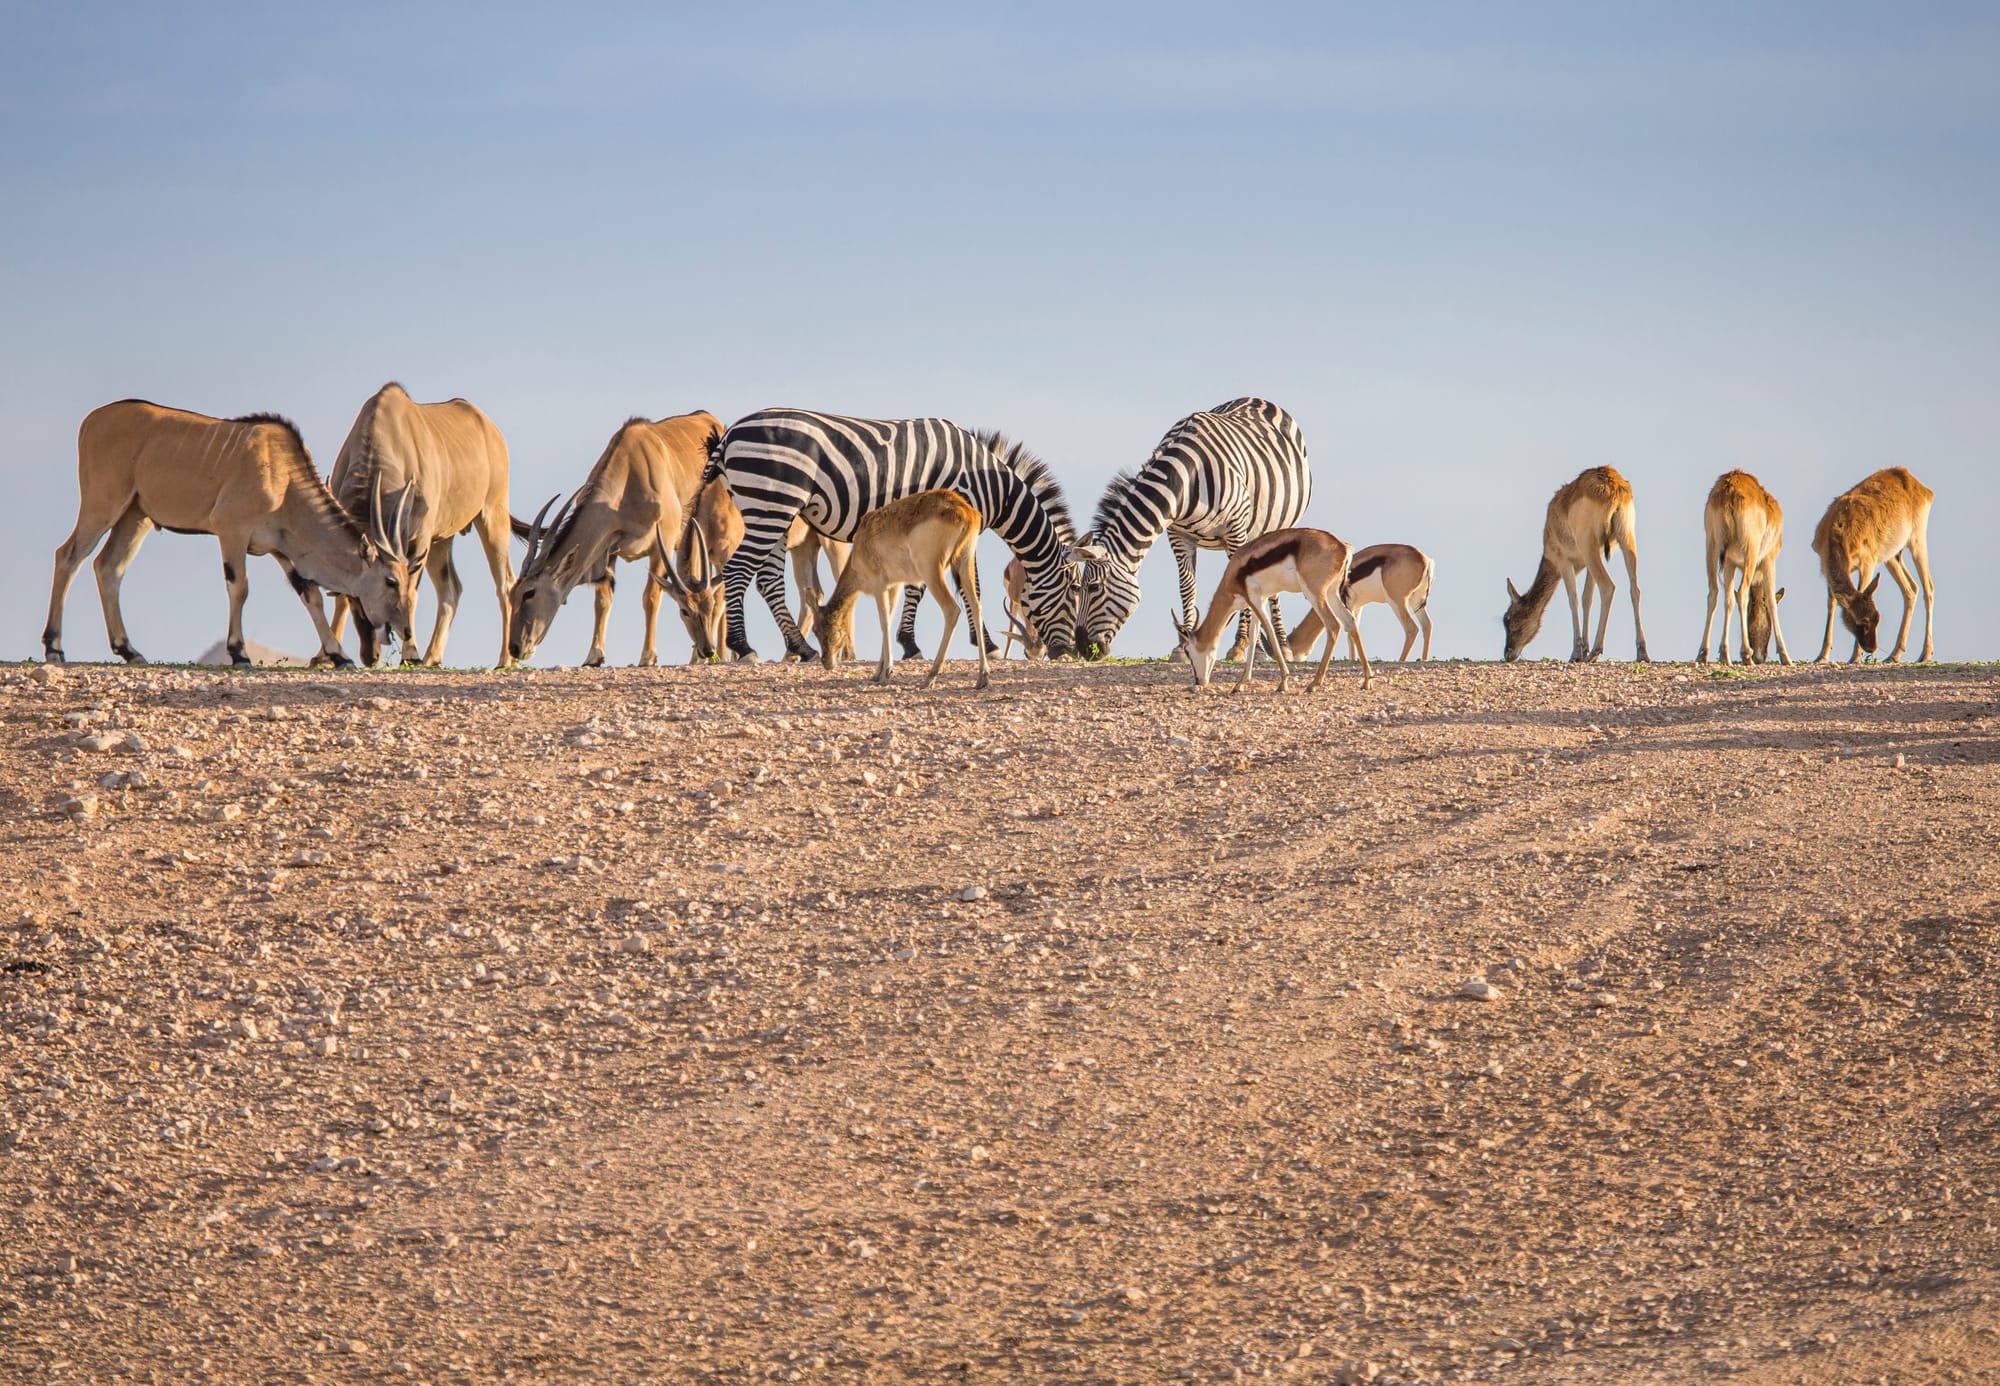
756 545 815 660
1168 533 1199 663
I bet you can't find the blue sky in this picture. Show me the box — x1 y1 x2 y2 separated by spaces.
5 2 1997 665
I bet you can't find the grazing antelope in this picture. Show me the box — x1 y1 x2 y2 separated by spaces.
1281 543 1435 663
507 412 719 666
1698 470 1790 665
785 517 853 655
43 400 416 667
816 490 991 690
999 557 1047 659
1812 467 1935 663
319 383 514 668
1746 582 1785 664
1173 528 1370 694
660 478 741 662
1502 466 1650 663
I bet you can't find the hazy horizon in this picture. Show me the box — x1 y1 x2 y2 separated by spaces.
6 3 1996 668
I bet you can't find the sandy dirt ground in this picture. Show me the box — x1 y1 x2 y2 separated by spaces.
3 654 1998 1384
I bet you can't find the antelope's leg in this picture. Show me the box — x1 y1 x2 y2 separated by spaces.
924 562 959 690
1816 586 1837 663
1234 600 1259 694
640 551 664 668
1417 605 1433 660
1763 557 1792 665
1618 538 1649 663
875 586 899 685
329 596 350 650
1393 600 1419 662
583 569 614 668
1882 555 1919 663
45 501 124 663
1583 549 1617 661
92 501 154 664
1562 569 1587 661
1907 521 1936 661
421 541 461 666
1254 599 1290 693
219 543 254 666
961 547 990 690
789 541 820 643
473 506 514 668
275 556 353 668
954 558 997 655
1698 543 1722 663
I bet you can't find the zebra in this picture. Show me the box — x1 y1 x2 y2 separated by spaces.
712 409 1078 662
1070 397 1312 659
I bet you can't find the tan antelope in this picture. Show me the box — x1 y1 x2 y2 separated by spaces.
1173 528 1371 693
42 400 416 667
817 490 991 689
664 488 856 663
507 412 719 665
1698 470 1790 665
319 383 514 668
1812 467 1935 663
998 557 1047 659
1281 543 1435 662
1502 466 1650 663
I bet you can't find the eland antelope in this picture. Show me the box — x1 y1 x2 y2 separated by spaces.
1812 467 1935 663
816 490 991 689
1502 466 1649 663
508 412 719 666
1698 470 1790 666
1173 528 1370 694
320 383 514 668
1281 543 1434 663
43 400 416 667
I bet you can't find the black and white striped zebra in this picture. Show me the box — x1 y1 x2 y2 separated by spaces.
714 409 1078 661
1071 397 1311 658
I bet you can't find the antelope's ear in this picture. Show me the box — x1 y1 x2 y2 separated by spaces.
1073 543 1109 563
1773 586 1786 604
1506 578 1521 601
1862 574 1881 598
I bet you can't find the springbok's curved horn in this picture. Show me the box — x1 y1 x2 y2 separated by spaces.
521 493 560 568
691 519 715 590
652 522 688 598
369 470 388 549
393 487 418 559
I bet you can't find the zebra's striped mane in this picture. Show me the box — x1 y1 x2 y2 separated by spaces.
977 429 1076 544
1090 468 1147 541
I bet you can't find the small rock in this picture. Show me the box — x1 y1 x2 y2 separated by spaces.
54 1253 77 1275
29 663 64 685
1588 991 1618 1008
620 934 651 955
311 1036 339 1058
956 886 989 902
76 733 120 753
968 1145 989 1162
1892 753 1907 769
1460 979 1502 1002
891 947 916 961
60 794 99 820
236 1017 261 1042
1117 1286 1148 1306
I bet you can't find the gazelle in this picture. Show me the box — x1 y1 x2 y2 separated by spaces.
43 400 416 667
1502 466 1650 663
999 557 1047 659
507 412 718 666
320 382 514 668
1698 470 1790 665
1173 528 1371 694
816 490 991 690
659 478 739 662
1811 467 1935 663
1281 543 1434 663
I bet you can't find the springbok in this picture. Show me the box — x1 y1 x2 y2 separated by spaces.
319 383 514 668
1698 470 1790 665
1502 466 1650 663
1811 467 1935 663
1281 543 1435 662
816 490 991 690
1173 528 1370 694
999 558 1047 659
507 412 719 666
43 400 416 667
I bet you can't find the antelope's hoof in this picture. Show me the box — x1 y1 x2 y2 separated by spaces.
637 653 657 669
975 676 991 690
42 650 64 665
231 656 253 669
582 651 605 668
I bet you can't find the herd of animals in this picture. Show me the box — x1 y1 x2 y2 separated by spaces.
39 387 1940 687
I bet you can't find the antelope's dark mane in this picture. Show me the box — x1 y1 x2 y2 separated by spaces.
236 412 367 543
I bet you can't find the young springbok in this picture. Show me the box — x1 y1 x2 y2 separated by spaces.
998 557 1047 659
1174 528 1370 693
816 491 991 690
1698 470 1790 665
1281 543 1434 663
1812 467 1935 663
43 400 417 667
1502 466 1650 663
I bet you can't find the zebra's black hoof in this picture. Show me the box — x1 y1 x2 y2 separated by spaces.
735 648 763 664
898 641 924 661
